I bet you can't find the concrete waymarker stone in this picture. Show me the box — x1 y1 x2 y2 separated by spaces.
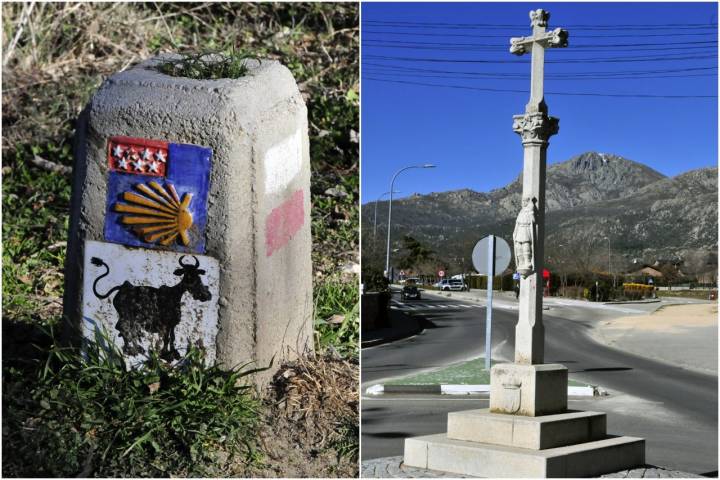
64 55 313 383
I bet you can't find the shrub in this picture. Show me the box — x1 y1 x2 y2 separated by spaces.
622 282 655 300
361 266 389 293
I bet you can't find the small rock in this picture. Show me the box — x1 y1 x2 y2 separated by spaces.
342 262 360 275
324 187 348 198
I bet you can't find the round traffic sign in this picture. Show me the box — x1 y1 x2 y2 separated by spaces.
472 235 511 276
438 270 445 277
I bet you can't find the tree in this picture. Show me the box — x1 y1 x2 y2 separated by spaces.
396 235 435 271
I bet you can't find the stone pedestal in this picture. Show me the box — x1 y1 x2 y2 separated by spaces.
64 55 313 384
489 363 568 416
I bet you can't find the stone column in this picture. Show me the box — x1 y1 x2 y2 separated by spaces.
512 112 558 365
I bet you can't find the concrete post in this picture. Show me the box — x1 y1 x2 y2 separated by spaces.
64 55 313 384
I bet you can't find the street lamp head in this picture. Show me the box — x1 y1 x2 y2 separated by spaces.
422 163 436 168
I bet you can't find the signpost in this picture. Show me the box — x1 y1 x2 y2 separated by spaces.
472 235 511 370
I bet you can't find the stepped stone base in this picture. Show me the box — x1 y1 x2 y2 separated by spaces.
404 433 645 478
448 408 607 450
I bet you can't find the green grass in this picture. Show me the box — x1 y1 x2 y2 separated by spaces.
3 327 262 477
314 277 359 357
384 357 589 387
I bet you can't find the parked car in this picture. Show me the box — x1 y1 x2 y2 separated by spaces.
433 278 467 291
402 278 422 300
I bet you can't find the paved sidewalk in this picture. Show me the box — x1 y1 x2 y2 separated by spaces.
362 307 425 348
361 456 704 478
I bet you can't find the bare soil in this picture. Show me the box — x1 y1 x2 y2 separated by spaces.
600 303 717 334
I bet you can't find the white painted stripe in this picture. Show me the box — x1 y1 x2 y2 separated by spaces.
441 385 491 395
367 384 595 397
366 384 384 395
264 129 302 194
568 386 596 396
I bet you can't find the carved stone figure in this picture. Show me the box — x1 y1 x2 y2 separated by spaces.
513 197 538 277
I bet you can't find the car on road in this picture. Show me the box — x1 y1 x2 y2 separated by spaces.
434 278 467 291
401 278 422 300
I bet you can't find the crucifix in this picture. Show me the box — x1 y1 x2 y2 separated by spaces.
510 9 568 365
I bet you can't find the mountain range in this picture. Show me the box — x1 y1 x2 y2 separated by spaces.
362 152 717 276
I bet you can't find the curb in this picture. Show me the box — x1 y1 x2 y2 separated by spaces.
366 384 597 396
361 314 425 349
603 299 661 305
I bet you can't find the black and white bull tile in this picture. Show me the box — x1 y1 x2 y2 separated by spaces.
82 240 219 365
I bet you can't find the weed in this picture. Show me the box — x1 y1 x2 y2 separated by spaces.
157 49 256 80
314 277 359 357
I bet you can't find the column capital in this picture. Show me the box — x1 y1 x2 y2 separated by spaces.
512 112 559 144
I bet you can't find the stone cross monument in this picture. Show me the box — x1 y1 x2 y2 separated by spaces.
510 8 567 366
488 8 569 417
403 10 645 477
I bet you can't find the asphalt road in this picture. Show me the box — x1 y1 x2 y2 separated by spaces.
361 291 718 475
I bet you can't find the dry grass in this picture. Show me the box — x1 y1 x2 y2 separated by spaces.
248 354 359 477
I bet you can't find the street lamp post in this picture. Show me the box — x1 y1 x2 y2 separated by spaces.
604 237 613 288
385 164 436 279
373 190 400 240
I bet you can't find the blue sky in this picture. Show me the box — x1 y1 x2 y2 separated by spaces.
361 2 718 204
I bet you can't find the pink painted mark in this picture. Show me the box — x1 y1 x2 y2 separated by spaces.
265 189 305 257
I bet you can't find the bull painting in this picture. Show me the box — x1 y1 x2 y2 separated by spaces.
90 254 212 360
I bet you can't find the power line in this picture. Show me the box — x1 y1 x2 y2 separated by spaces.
362 76 718 98
363 62 718 78
364 53 717 64
362 29 717 39
364 20 717 31
362 42 715 54
364 20 716 27
362 39 718 49
364 68 716 82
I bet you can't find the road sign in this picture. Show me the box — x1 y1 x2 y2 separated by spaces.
470 234 511 371
438 270 445 277
543 268 550 280
513 272 521 280
472 236 511 275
